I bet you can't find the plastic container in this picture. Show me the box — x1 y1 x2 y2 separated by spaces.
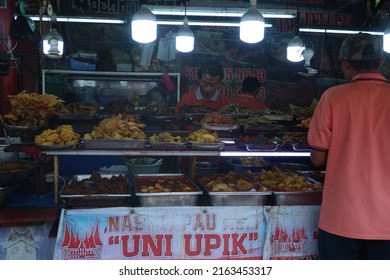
69 58 96 71
124 157 163 178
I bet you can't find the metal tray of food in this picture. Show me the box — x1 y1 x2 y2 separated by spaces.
188 142 224 150
60 173 130 207
257 170 323 205
196 172 271 206
269 188 323 206
36 144 78 150
262 114 294 121
141 115 176 122
237 142 280 151
149 141 186 149
55 114 100 121
83 139 146 149
242 124 284 133
134 173 202 207
202 124 240 131
3 124 45 132
298 170 326 184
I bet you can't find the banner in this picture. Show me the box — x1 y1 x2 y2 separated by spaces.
54 206 267 260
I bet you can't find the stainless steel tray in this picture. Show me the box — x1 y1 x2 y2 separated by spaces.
83 139 146 149
36 144 77 150
243 124 284 132
202 124 240 131
55 114 100 121
271 189 323 205
189 142 224 150
262 114 294 121
3 124 45 132
237 142 279 151
149 141 186 149
207 190 272 206
141 115 176 122
134 173 202 207
60 174 131 208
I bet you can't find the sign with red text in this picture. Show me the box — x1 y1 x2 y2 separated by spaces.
53 206 267 260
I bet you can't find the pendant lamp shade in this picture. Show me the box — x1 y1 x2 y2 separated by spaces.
383 25 390 53
131 5 157 43
42 28 64 59
287 35 305 62
240 2 265 44
176 17 194 52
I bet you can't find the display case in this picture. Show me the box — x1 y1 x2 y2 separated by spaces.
41 70 181 107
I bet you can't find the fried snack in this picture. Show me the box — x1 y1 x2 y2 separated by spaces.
84 114 146 140
199 112 236 125
187 128 219 143
257 166 322 191
3 90 64 127
149 132 184 143
35 125 80 146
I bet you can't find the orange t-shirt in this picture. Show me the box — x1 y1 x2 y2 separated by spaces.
231 94 267 112
308 73 390 239
175 88 231 114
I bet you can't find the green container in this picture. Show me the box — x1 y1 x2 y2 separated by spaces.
124 157 163 177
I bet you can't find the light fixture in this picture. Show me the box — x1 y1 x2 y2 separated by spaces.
157 19 272 27
299 27 384 36
287 35 305 62
27 15 125 24
240 0 265 44
148 5 295 19
176 17 194 53
131 5 157 43
42 10 64 59
383 25 390 53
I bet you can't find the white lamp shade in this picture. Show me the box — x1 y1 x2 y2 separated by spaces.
383 26 390 53
131 5 157 43
42 28 64 59
287 36 305 62
240 6 265 43
175 18 194 52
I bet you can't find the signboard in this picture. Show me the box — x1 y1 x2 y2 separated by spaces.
54 206 320 260
54 206 267 260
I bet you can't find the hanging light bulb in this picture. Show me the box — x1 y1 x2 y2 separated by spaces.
287 35 305 62
43 28 64 59
131 5 157 43
42 11 64 59
176 17 194 53
383 25 390 53
240 0 265 43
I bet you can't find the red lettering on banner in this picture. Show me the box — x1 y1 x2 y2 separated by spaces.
120 234 173 257
193 213 216 230
107 215 143 232
184 232 258 256
224 68 234 81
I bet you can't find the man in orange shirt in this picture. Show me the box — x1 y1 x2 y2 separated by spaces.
308 33 390 259
231 76 267 112
175 60 231 114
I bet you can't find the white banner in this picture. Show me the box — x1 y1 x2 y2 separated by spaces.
54 206 267 260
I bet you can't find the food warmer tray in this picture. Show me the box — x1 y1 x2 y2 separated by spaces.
60 174 131 208
205 189 272 206
134 173 202 207
82 139 146 149
242 124 284 133
201 124 240 131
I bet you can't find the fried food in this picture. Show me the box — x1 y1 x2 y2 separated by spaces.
35 125 80 146
84 114 146 140
187 128 219 143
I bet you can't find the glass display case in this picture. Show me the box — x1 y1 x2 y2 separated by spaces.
41 70 181 107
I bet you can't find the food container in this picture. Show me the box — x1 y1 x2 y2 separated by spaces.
83 139 146 149
124 157 163 178
202 124 240 132
196 172 271 206
242 124 284 133
134 173 202 207
0 160 38 187
257 170 323 205
275 162 313 171
206 190 272 206
188 142 224 150
269 189 323 206
195 161 221 175
60 173 130 208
